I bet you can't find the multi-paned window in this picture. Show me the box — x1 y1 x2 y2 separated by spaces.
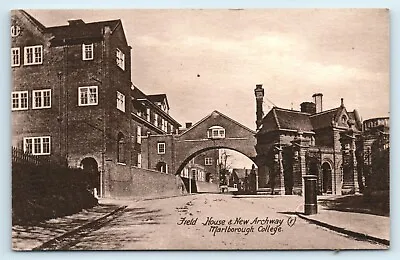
24 45 43 65
157 142 166 154
116 91 125 112
205 157 213 166
82 43 94 60
78 86 98 106
11 91 28 110
207 126 226 139
24 136 51 155
32 89 51 109
11 47 20 67
116 48 125 70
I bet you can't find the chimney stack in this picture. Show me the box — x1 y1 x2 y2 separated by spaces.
312 93 323 113
185 122 192 129
300 102 316 114
68 19 85 26
254 84 265 130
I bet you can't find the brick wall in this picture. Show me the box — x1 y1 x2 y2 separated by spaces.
105 163 185 199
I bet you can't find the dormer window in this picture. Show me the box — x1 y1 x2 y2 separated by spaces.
207 126 225 139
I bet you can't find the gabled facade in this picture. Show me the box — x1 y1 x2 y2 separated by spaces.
11 10 181 198
256 92 363 195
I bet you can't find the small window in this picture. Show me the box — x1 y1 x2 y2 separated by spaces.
11 47 20 67
24 136 51 155
24 45 43 65
341 115 347 124
146 108 151 122
205 157 213 166
32 89 51 109
157 142 166 154
137 153 142 168
117 133 125 163
116 91 125 112
82 43 93 60
11 91 28 111
136 126 142 144
154 113 158 127
116 48 125 70
78 86 98 106
207 126 226 139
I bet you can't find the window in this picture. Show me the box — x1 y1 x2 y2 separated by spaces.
191 169 197 179
11 91 28 110
117 133 125 163
32 89 51 109
116 91 125 112
24 136 50 155
137 153 142 168
205 157 213 166
24 45 43 65
116 48 125 70
11 47 20 67
146 108 151 122
157 142 166 154
136 126 142 144
82 43 93 60
161 118 165 131
154 113 158 127
78 86 98 106
207 126 226 139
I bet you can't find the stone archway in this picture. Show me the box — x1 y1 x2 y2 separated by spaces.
80 157 100 197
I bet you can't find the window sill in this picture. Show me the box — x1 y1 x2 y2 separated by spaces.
117 162 126 166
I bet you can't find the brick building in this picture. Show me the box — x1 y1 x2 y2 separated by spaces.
255 86 363 195
11 10 181 197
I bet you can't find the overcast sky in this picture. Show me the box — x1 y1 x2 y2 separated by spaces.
27 9 389 168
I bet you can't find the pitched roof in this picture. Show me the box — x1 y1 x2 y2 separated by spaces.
273 107 314 132
232 169 248 179
147 94 169 110
46 19 121 41
309 107 339 130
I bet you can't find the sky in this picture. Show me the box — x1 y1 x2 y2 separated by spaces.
28 9 389 129
26 9 389 168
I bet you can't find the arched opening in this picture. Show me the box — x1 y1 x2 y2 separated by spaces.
117 132 125 163
321 162 332 194
176 146 257 195
156 161 168 173
81 157 100 197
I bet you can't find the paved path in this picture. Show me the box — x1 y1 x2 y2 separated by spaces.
63 194 386 250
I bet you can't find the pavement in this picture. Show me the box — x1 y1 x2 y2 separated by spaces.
295 197 390 246
11 193 390 250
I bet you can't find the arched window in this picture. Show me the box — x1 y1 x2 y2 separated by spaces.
117 132 125 163
207 126 225 139
341 115 347 124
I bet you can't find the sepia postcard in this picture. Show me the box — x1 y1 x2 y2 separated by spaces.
11 8 390 250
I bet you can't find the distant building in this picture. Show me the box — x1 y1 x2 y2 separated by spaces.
11 10 181 197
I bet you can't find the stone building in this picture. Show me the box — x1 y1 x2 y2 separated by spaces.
11 10 181 197
255 85 363 195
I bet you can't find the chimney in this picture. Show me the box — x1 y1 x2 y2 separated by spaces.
185 122 192 129
300 102 316 114
312 93 323 113
68 19 85 26
254 84 265 130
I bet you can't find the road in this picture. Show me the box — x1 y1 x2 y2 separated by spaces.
53 194 385 250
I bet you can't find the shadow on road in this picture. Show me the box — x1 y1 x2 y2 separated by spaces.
318 194 389 217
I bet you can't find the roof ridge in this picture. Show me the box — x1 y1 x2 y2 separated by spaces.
46 19 121 29
273 106 311 115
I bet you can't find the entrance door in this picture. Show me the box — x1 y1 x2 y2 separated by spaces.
321 162 332 194
81 157 100 197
